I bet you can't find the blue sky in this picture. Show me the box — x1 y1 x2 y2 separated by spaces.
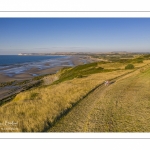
0 18 150 54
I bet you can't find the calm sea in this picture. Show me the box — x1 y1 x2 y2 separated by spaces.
0 55 66 66
0 55 73 77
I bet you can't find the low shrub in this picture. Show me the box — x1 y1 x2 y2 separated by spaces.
125 64 135 69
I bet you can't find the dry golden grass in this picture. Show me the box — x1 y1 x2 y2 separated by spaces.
87 66 150 132
0 60 149 132
0 69 130 132
47 64 150 132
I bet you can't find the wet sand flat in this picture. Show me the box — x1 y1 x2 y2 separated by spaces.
0 55 93 83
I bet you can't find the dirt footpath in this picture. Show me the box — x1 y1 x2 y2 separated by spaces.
48 83 109 132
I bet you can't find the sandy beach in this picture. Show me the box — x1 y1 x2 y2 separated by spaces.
0 55 93 83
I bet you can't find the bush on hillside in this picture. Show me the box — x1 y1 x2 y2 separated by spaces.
136 58 143 63
137 59 143 63
125 64 135 69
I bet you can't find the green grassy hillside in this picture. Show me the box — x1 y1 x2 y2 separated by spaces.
54 62 118 84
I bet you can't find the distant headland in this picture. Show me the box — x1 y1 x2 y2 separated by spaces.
18 51 134 56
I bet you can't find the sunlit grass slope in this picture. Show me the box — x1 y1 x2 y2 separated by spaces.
87 65 150 132
0 64 132 132
0 59 149 132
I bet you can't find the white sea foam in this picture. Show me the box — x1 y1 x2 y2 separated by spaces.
0 56 74 77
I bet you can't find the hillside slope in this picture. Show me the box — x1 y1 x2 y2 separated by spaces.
49 65 150 132
0 58 150 132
